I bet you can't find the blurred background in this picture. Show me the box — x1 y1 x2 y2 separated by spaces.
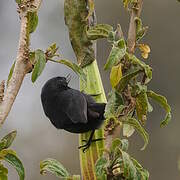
0 0 180 179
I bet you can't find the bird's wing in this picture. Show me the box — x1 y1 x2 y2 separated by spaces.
59 89 88 124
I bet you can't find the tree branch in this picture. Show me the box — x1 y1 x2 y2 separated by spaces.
127 0 143 53
0 0 42 126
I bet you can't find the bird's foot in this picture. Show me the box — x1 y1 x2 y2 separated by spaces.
78 138 105 153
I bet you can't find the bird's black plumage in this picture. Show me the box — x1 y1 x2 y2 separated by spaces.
41 77 106 151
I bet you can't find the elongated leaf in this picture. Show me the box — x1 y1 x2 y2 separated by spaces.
55 59 87 84
122 117 149 150
136 91 148 124
7 61 15 85
87 24 113 40
2 151 25 180
40 158 70 178
104 39 126 70
31 49 46 83
147 90 171 127
28 11 38 34
0 131 17 151
110 64 122 88
115 68 142 93
0 164 8 180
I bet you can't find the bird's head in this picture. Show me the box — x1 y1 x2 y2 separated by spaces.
42 76 70 93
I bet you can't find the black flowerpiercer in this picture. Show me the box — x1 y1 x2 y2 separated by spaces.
41 76 106 152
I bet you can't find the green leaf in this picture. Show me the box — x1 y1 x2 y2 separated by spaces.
28 11 38 34
115 68 142 93
0 163 8 180
147 90 171 127
104 90 124 118
123 124 135 137
2 151 25 180
31 49 46 83
121 150 137 179
0 131 17 151
40 158 70 178
128 54 152 84
131 158 149 180
136 91 148 124
110 64 122 88
86 24 113 40
122 117 149 150
55 59 87 85
95 156 107 178
135 17 148 42
160 112 171 127
7 61 15 85
104 39 126 70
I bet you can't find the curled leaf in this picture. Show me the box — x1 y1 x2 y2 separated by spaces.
86 24 113 40
40 158 70 178
122 117 149 150
138 44 151 59
147 90 171 127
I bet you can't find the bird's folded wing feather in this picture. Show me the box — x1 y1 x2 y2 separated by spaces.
60 89 88 124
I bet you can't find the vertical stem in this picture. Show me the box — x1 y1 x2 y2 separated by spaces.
79 61 106 180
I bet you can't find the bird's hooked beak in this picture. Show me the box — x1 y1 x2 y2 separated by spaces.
66 74 71 84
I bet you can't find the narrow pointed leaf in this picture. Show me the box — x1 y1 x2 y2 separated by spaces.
40 158 70 178
0 131 17 151
7 61 15 85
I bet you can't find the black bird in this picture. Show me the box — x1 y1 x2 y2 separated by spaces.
41 76 106 152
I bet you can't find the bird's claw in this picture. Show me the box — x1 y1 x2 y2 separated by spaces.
78 138 105 153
